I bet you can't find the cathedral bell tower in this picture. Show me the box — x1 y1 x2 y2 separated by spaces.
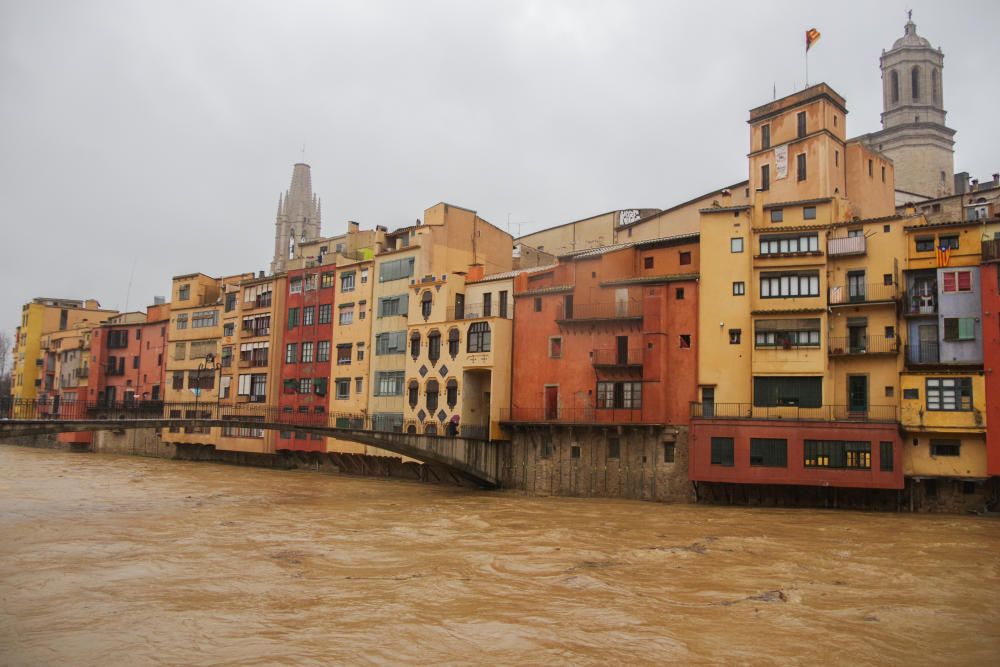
869 14 956 197
271 163 322 274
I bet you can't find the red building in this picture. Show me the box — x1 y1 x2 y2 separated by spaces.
89 304 170 405
275 264 335 451
982 243 1000 476
502 234 700 500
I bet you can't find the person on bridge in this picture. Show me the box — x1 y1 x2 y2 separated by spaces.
446 415 459 437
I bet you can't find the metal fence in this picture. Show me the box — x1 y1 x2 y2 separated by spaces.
828 282 897 305
827 335 899 356
690 402 897 422
499 406 648 423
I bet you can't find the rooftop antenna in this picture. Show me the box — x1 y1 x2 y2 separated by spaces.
123 256 137 314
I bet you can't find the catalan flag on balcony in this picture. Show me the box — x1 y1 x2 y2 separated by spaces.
806 28 821 51
936 243 951 267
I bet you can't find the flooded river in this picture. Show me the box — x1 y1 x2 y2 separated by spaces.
1 444 998 666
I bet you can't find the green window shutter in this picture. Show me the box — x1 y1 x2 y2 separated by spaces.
959 318 975 340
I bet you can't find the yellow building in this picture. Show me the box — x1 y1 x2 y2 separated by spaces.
12 297 116 400
329 253 375 453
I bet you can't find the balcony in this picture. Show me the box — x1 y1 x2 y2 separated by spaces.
75 367 89 378
690 402 897 423
983 238 1000 262
905 342 940 365
828 282 897 306
903 287 938 316
828 335 899 356
500 407 650 424
827 235 866 257
446 302 512 320
240 327 269 339
556 301 642 323
592 348 643 367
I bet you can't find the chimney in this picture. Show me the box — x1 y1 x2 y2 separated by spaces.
903 202 917 216
153 296 165 305
258 270 265 279
348 221 360 234
466 263 485 282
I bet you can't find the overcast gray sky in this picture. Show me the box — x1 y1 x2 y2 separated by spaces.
1 0 997 338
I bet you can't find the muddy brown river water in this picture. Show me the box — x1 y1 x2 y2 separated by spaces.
0 444 998 666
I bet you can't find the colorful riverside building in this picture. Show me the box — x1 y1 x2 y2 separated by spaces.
88 304 171 405
692 84 907 506
504 233 700 500
368 203 513 434
12 298 117 400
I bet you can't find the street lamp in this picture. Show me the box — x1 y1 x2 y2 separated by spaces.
196 352 223 419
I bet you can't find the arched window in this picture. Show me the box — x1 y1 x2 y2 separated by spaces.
448 328 460 357
932 68 940 104
420 291 433 319
467 321 491 353
911 66 920 101
406 424 417 434
446 379 458 408
408 380 419 408
890 70 899 104
425 423 438 435
410 331 421 358
428 330 441 363
426 380 439 411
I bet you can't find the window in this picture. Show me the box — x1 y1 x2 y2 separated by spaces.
760 271 819 298
299 378 313 394
321 272 335 289
729 329 741 344
679 334 691 348
663 443 675 463
680 251 692 265
926 378 972 411
753 376 822 407
172 371 184 391
761 124 770 150
426 380 439 411
675 288 684 300
290 278 302 294
754 318 820 349
357 343 365 361
301 342 314 363
939 235 959 250
467 322 491 353
796 153 806 181
903 388 919 400
885 386 894 397
803 206 816 220
448 328 460 357
339 309 354 326
379 257 415 282
361 268 369 284
375 371 405 396
891 69 900 103
314 378 328 396
303 307 315 326
534 297 542 312
178 284 190 301
410 331 421 357
730 238 744 253
804 441 871 469
284 342 299 364
911 66 920 101
596 381 642 409
760 164 770 191
943 317 975 341
223 322 234 337
174 342 187 361
759 233 819 256
318 304 332 324
880 442 894 471
303 274 318 291
915 237 934 252
942 270 972 293
375 331 406 355
355 377 363 394
335 379 350 400
750 438 787 467
770 208 782 223
732 281 745 296
483 293 493 317
446 379 458 407
499 291 509 318
340 272 356 292
316 340 330 362
710 437 734 466
408 380 418 408
881 165 886 183
428 331 441 361
421 291 433 319
796 111 806 138
868 159 873 177
549 336 562 358
176 314 188 330
930 440 960 457
287 307 299 328
225 292 237 312
644 257 654 269
834 150 839 167
378 294 408 317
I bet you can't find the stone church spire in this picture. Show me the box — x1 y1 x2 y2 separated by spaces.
865 15 956 197
271 163 323 274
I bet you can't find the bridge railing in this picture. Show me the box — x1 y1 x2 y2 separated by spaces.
0 398 493 441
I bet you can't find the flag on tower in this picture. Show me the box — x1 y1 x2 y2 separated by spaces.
806 28 821 51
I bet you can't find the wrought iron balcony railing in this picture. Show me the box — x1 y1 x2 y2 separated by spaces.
828 335 898 356
828 282 897 305
690 402 897 422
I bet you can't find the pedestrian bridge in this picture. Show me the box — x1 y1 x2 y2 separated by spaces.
0 400 500 488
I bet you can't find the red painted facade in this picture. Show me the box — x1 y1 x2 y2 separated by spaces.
982 260 1000 476
275 265 335 451
509 236 699 426
689 419 904 489
89 304 170 404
